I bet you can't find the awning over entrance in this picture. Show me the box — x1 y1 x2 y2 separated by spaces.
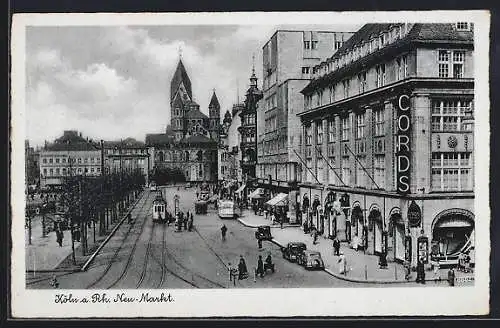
248 188 264 199
235 184 246 194
266 193 288 206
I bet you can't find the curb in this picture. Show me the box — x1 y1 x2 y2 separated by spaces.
238 218 419 285
80 190 145 271
237 217 300 230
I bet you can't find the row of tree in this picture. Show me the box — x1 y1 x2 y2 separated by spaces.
59 169 146 262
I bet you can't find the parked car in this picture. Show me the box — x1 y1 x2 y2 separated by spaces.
255 225 272 241
297 250 325 270
185 183 192 189
281 242 307 262
150 183 157 191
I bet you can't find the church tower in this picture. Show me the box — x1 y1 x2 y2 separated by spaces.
208 90 221 142
170 58 192 141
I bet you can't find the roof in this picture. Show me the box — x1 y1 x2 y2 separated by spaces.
181 134 215 144
302 23 474 94
45 130 100 151
145 133 175 146
170 59 192 102
208 91 220 109
185 109 208 119
103 138 145 148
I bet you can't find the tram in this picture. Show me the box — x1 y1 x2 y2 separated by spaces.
152 191 168 224
218 200 240 219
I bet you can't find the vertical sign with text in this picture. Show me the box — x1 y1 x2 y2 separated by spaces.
396 94 411 194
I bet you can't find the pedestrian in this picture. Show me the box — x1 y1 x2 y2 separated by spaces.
238 255 248 280
433 261 441 282
221 224 227 241
56 229 63 247
313 229 318 245
338 252 347 275
416 258 426 284
258 238 262 249
49 275 59 289
256 255 264 278
333 237 340 256
447 267 455 286
228 262 236 286
127 213 132 224
188 215 193 232
183 214 188 230
303 220 309 234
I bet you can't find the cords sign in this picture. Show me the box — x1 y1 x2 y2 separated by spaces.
396 94 411 194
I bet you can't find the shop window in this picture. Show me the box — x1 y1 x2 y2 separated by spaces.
432 99 472 131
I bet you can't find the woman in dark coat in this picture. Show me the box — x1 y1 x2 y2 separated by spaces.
238 256 248 280
256 255 264 278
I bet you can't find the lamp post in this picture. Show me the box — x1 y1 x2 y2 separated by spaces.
25 208 34 245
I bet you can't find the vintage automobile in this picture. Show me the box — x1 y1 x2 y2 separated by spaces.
254 225 272 241
185 182 192 189
195 200 208 214
297 250 325 270
281 242 307 262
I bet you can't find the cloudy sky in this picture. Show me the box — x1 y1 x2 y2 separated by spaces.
26 24 358 147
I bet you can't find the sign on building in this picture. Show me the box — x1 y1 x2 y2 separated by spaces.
396 94 411 194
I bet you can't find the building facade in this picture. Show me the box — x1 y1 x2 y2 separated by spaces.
146 59 220 182
255 29 354 222
25 140 40 190
239 65 263 194
102 138 149 183
298 23 474 267
39 131 102 189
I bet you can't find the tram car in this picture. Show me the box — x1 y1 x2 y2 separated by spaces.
195 200 208 214
152 191 168 223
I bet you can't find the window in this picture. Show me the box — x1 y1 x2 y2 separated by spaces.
341 116 350 141
343 80 350 98
306 159 313 183
91 167 95 173
49 168 53 176
358 72 367 93
376 64 386 87
78 158 82 164
355 156 367 187
334 41 342 51
374 109 385 136
97 167 101 173
43 168 47 175
62 158 66 163
62 168 67 175
431 152 473 191
55 168 60 175
438 50 465 78
42 158 47 164
311 40 318 49
316 121 323 145
302 67 310 74
328 157 336 185
317 158 324 183
374 155 385 189
355 112 366 139
431 99 472 131
304 41 311 49
49 158 53 164
379 33 386 46
329 85 335 103
55 158 60 164
456 22 470 31
341 157 351 185
306 125 313 146
328 118 336 143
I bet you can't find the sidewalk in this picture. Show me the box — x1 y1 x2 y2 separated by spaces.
238 212 472 285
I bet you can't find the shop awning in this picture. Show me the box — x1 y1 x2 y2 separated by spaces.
266 193 288 206
248 188 264 199
235 184 246 194
435 218 474 229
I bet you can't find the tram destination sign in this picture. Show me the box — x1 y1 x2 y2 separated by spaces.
395 94 411 194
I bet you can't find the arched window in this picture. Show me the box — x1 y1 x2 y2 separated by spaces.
158 151 164 162
184 151 190 161
197 150 203 161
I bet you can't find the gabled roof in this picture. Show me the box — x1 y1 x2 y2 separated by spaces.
209 91 220 109
170 59 192 102
185 109 208 119
103 138 145 148
45 130 100 151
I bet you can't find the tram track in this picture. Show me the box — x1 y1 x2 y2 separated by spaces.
105 197 152 289
193 226 229 271
136 221 155 289
156 223 167 288
85 195 149 289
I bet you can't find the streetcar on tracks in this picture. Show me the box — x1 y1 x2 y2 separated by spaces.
218 200 240 219
152 191 168 224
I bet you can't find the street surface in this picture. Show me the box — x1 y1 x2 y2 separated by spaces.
27 186 372 289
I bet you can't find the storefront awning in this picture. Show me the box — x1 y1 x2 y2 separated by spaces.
235 184 246 194
266 193 288 206
248 188 264 199
435 218 473 229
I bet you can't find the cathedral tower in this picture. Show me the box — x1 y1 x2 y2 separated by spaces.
208 90 221 142
170 59 192 141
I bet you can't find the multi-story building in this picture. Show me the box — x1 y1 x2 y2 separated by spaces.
146 58 220 182
39 131 102 189
238 65 263 198
102 138 150 183
298 23 474 268
256 29 354 223
25 140 40 190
